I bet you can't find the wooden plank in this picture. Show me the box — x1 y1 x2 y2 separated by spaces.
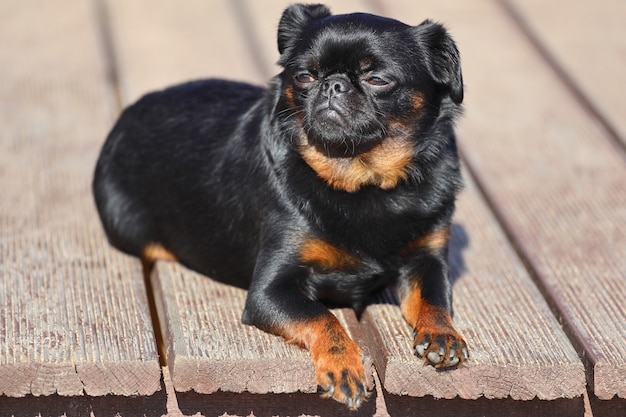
169 371 391 417
0 0 161 397
105 0 381 405
242 0 586 406
104 0 588 411
503 0 626 147
152 262 373 396
103 0 262 104
385 396 585 417
379 0 626 404
152 262 316 394
362 171 586 404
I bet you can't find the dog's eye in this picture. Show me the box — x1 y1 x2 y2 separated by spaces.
365 76 389 86
294 72 316 85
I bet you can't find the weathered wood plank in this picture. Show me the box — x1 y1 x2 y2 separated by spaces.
152 262 373 396
362 172 586 404
105 0 591 411
103 0 262 104
104 0 380 404
244 0 587 407
0 0 161 397
169 371 392 417
503 0 626 147
381 0 626 404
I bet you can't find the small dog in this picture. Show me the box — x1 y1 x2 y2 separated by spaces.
93 4 467 409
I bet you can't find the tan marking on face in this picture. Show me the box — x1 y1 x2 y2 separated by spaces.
284 84 295 106
359 56 373 71
411 92 426 113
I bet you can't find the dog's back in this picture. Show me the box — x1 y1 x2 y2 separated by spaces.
93 80 265 286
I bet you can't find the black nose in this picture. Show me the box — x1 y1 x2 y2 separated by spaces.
321 77 351 98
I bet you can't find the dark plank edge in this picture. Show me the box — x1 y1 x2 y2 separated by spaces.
0 387 167 417
384 393 585 417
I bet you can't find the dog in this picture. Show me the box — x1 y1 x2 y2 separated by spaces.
93 4 467 409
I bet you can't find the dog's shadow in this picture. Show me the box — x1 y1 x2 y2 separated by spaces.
448 222 469 287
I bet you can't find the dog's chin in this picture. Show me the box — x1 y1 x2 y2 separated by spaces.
305 115 385 157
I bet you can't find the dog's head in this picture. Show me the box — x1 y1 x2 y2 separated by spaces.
276 4 463 192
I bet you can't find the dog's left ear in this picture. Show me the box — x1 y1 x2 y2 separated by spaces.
277 3 331 65
414 20 464 104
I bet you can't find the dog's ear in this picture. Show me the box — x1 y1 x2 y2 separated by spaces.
414 20 463 104
277 4 331 62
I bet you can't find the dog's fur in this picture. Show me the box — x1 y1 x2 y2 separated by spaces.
93 4 467 409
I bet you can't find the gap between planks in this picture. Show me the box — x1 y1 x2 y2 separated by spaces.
496 0 626 159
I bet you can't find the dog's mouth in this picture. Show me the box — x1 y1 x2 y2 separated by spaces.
305 108 385 157
315 107 347 128
304 134 382 158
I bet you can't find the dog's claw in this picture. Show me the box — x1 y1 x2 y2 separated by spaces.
415 342 428 357
427 351 442 364
314 341 368 410
326 375 335 398
317 370 367 410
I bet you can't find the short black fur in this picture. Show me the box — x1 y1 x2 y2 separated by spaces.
93 4 466 409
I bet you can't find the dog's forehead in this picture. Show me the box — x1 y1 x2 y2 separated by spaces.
319 12 410 32
303 13 413 71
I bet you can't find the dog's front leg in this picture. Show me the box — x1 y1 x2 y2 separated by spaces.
242 241 367 409
399 226 469 368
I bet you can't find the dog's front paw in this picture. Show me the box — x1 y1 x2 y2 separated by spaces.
314 340 368 410
414 326 468 368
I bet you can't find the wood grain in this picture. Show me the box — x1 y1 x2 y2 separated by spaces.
104 0 591 407
503 0 626 148
103 0 263 104
362 172 586 401
151 261 373 396
380 0 626 402
104 0 378 399
246 0 587 405
0 0 160 397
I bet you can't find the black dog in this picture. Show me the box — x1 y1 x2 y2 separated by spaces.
93 4 467 409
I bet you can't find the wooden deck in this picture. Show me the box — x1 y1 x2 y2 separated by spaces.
1 0 624 416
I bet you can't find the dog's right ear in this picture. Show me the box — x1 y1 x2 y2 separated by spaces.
277 4 331 62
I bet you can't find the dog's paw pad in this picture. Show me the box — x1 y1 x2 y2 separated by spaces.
414 328 468 368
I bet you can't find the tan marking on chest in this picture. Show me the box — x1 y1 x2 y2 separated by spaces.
298 133 415 193
401 226 451 256
299 238 361 271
